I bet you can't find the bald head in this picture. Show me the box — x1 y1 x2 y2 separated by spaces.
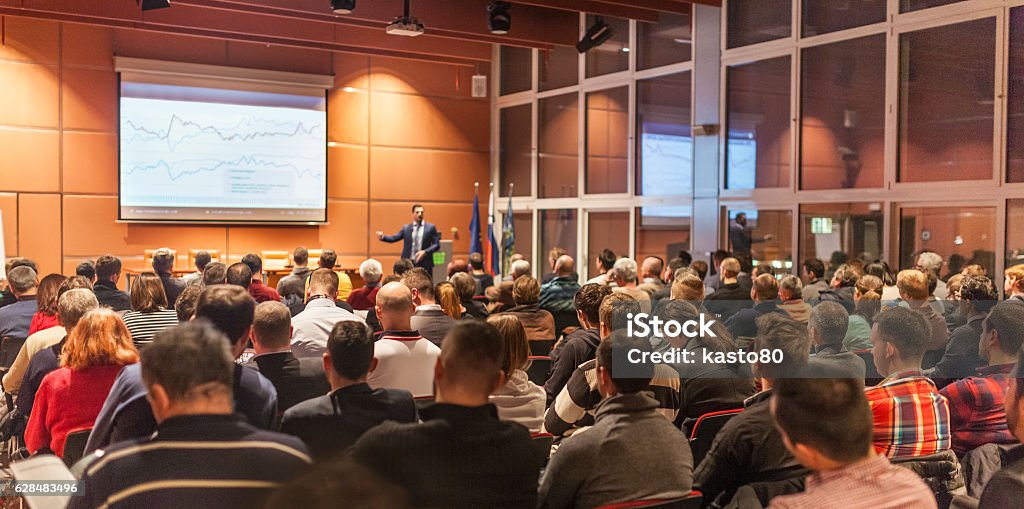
641 257 664 280
554 255 575 276
375 281 415 331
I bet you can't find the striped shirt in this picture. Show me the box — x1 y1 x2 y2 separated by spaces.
864 370 951 459
121 309 180 347
939 363 1017 456
767 455 937 509
70 413 310 509
543 358 680 437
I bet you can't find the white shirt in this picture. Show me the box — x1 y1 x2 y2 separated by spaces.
367 331 441 398
290 298 365 358
2 325 66 394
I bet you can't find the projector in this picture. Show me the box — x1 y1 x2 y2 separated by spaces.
386 16 425 36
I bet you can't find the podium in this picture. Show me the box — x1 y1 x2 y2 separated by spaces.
432 240 453 283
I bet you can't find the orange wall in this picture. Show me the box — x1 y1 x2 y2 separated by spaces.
0 18 490 281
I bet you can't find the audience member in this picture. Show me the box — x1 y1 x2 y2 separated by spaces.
694 313 811 507
542 247 568 284
725 274 785 338
367 282 441 398
85 285 278 454
436 282 462 320
6 278 84 393
609 257 653 312
151 247 185 307
539 329 694 509
468 252 494 295
275 246 312 295
291 269 365 358
352 321 539 508
451 272 487 319
805 302 865 379
0 258 36 309
122 272 179 347
932 275 997 380
495 258 531 312
201 261 227 287
316 249 353 301
502 276 556 341
975 336 1024 508
0 266 39 340
226 262 252 289
637 256 666 296
347 258 383 311
670 273 706 305
25 308 138 458
93 255 131 311
817 263 861 313
486 314 544 431
845 274 882 351
917 251 949 299
75 261 96 284
705 249 730 291
446 258 470 280
705 257 752 322
897 269 950 366
943 273 968 332
27 273 66 335
539 255 581 337
404 268 455 347
281 320 416 461
393 258 414 277
278 275 306 316
71 320 309 509
241 253 281 303
940 303 1024 456
766 377 937 509
247 301 330 413
266 459 411 509
586 248 616 285
801 258 828 301
174 284 202 322
12 289 98 411
865 306 951 458
181 250 212 286
777 275 811 324
545 284 612 404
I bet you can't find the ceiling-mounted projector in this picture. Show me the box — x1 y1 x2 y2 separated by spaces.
386 16 425 36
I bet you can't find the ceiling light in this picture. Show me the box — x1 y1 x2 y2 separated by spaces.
331 0 355 14
487 1 511 35
621 47 630 53
576 17 613 53
140 0 171 10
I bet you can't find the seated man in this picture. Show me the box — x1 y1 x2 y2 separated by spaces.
152 247 186 307
352 321 539 508
539 330 693 509
977 340 1024 508
404 268 455 347
346 258 383 311
705 257 752 322
544 284 612 405
767 378 936 509
275 246 312 296
777 275 812 324
931 275 997 380
181 250 211 287
896 269 949 365
92 255 131 311
694 314 811 508
241 253 281 304
85 286 278 454
539 255 582 336
281 321 416 461
805 302 866 380
70 321 310 509
502 276 556 341
725 274 785 338
316 249 353 302
245 301 329 413
940 303 1024 456
291 269 365 358
0 266 39 341
451 272 488 319
865 306 951 459
608 258 652 313
367 282 441 398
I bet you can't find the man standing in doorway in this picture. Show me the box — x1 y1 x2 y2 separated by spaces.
377 204 441 275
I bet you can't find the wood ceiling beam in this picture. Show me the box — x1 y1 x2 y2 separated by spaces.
503 0 660 22
591 0 691 16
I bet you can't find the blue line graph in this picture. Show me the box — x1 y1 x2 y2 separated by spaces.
119 93 327 210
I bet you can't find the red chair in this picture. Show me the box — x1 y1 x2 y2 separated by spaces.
687 408 743 467
595 490 702 509
531 432 554 466
527 356 552 385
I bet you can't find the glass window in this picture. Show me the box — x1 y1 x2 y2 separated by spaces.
802 0 885 37
637 11 692 70
636 206 691 266
584 15 629 78
1008 8 1024 183
799 203 884 271
500 46 532 95
500 104 532 197
538 93 579 198
901 0 965 14
586 87 629 194
726 56 792 189
637 72 693 197
899 206 996 276
539 46 579 92
1007 200 1024 272
898 18 996 183
727 0 791 49
588 211 630 280
511 211 534 267
727 208 794 274
801 35 885 190
541 209 578 271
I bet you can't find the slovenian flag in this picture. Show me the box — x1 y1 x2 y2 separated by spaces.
486 185 500 275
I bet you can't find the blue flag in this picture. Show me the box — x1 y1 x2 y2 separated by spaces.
501 193 515 275
469 192 482 254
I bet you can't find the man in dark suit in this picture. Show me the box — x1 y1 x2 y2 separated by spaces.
724 274 786 339
152 247 186 307
280 320 416 461
246 301 329 413
376 204 441 273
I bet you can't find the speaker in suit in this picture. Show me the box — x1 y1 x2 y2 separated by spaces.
377 205 441 272
244 351 330 413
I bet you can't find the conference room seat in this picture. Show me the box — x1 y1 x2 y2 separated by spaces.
143 248 177 269
527 356 552 385
188 249 221 264
307 249 323 267
261 251 290 271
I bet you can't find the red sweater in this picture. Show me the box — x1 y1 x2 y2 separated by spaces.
28 312 60 336
347 285 380 311
25 364 127 458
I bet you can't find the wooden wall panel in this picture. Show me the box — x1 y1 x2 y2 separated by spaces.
369 57 485 99
320 200 370 255
327 145 369 200
0 17 59 65
327 89 370 145
0 194 18 257
62 24 113 68
226 41 333 75
0 128 60 193
113 31 229 66
62 68 118 131
369 148 488 202
18 193 61 274
62 132 118 194
370 93 489 151
0 62 60 128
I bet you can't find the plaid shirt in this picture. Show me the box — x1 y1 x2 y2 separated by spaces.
864 370 951 459
939 363 1018 456
767 455 937 509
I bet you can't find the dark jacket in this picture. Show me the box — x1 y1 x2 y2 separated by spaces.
462 299 489 319
352 403 540 509
539 276 581 338
545 328 601 405
931 315 985 381
816 286 856 313
979 445 1024 508
704 283 753 323
410 307 456 347
806 343 868 379
380 222 441 271
17 338 65 416
245 351 330 413
667 337 756 422
93 280 131 312
693 390 809 507
724 300 785 339
281 383 416 461
158 272 187 308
